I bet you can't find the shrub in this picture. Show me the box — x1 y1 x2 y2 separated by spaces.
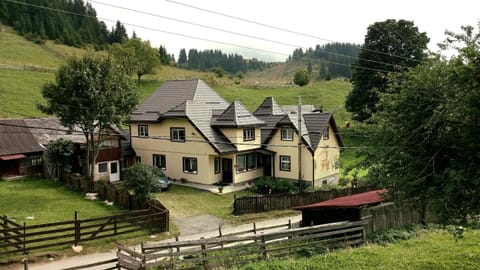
250 178 299 194
123 163 162 200
368 224 420 245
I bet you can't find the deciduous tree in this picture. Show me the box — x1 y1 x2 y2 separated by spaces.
366 24 480 225
40 54 138 181
293 69 309 86
111 38 160 82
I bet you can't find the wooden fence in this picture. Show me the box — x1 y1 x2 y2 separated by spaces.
0 207 168 257
117 219 368 270
234 186 371 215
0 63 56 73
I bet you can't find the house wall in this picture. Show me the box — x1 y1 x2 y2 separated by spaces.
313 123 340 186
131 119 220 184
265 128 313 182
219 127 262 151
221 152 263 184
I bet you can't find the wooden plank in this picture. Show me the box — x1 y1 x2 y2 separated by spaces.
59 258 118 270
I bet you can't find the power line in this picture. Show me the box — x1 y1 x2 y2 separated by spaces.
165 0 423 64
4 0 400 75
0 121 371 150
89 0 411 71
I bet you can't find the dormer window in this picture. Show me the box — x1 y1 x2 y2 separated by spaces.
138 125 148 137
243 128 255 141
171 127 185 142
323 126 330 140
281 128 293 141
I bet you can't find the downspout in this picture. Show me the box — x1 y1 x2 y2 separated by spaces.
312 151 315 187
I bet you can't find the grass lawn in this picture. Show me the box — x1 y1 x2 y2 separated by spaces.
0 177 124 225
243 229 480 269
155 185 297 226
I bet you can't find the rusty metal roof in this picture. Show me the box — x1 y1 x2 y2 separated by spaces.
0 119 45 156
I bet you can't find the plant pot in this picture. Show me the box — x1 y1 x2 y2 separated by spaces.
218 187 224 193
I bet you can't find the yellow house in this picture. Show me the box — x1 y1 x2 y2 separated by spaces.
129 79 343 186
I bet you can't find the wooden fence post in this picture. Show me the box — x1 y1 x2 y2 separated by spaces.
200 238 209 270
175 236 180 253
218 225 224 248
74 211 80 246
113 216 117 235
23 222 27 255
253 222 257 235
23 258 28 270
260 234 268 260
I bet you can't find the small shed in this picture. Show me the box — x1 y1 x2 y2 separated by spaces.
293 189 386 227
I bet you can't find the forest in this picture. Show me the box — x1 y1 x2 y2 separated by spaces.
288 43 361 79
0 0 128 47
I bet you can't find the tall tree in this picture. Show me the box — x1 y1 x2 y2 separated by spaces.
345 19 429 121
111 38 160 82
366 24 480 225
178 48 187 67
40 54 138 181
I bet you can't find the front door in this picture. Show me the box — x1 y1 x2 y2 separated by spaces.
262 154 272 177
109 161 120 181
222 158 233 183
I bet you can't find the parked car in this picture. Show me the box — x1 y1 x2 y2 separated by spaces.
158 170 171 191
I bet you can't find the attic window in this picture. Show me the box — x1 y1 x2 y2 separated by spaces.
323 126 330 140
243 128 255 141
281 128 293 141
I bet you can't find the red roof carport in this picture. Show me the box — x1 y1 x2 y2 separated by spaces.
293 190 387 226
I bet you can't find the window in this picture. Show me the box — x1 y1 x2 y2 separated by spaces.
281 128 293 141
98 162 108 173
20 154 43 167
243 128 255 141
171 127 186 142
153 154 166 170
138 125 148 137
323 126 330 140
280 155 291 171
135 156 142 163
214 158 220 174
183 157 197 173
236 153 257 173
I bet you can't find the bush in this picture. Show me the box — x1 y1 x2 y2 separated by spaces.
250 178 299 194
368 224 420 245
293 69 309 86
123 163 162 200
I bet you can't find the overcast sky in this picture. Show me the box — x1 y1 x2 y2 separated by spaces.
89 0 480 62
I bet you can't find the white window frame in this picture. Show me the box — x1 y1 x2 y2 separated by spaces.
280 155 291 171
171 127 186 142
243 128 255 141
214 157 220 174
281 128 293 141
183 157 198 174
138 125 148 137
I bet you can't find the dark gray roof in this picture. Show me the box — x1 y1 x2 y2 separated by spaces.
211 101 265 128
253 97 285 116
254 97 344 151
0 119 45 156
130 79 228 122
137 80 236 153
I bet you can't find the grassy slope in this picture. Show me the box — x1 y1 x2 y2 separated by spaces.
0 30 361 179
243 229 480 269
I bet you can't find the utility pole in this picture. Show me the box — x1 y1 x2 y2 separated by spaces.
297 96 302 189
